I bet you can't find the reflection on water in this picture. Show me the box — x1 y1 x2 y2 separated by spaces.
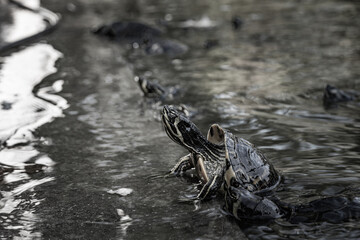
0 44 66 145
0 43 65 238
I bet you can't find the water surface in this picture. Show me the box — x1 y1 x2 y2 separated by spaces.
1 0 360 239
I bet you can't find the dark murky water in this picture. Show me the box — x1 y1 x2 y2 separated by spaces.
1 0 360 239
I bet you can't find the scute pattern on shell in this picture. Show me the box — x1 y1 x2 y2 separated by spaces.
225 131 280 193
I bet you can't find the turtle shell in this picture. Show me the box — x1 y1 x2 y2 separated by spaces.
224 131 280 193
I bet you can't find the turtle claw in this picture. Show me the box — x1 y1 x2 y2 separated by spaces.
167 168 181 177
177 194 200 203
164 171 178 179
168 154 194 177
177 196 202 211
147 172 169 181
193 199 202 211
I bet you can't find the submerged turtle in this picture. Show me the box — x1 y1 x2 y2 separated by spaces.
136 77 191 118
161 105 280 200
93 21 188 57
225 173 360 223
93 21 162 43
221 126 360 222
323 84 358 108
135 76 166 99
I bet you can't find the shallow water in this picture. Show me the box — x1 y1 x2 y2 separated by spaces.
1 0 360 239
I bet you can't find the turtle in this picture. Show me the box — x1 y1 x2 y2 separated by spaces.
323 84 358 108
134 76 166 100
144 39 188 57
93 21 162 44
225 175 360 223
136 77 191 118
162 105 226 199
161 105 280 200
93 21 188 57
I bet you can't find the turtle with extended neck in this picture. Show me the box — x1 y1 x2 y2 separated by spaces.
161 105 280 200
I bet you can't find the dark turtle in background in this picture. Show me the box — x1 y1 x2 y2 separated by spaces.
93 21 162 43
323 84 359 108
144 39 188 57
203 39 219 50
135 76 166 100
135 77 192 118
93 21 188 57
231 16 243 30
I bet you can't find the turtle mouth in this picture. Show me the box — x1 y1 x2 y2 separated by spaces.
134 76 148 95
162 105 176 123
162 105 216 155
162 105 179 131
162 105 184 145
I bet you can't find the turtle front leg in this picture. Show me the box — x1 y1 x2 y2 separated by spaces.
176 175 223 203
196 174 223 201
168 153 194 176
192 154 223 200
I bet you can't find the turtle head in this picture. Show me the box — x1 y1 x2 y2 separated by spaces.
134 76 165 97
162 105 205 152
134 76 149 95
